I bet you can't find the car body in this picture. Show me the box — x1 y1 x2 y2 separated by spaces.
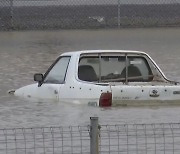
13 50 180 106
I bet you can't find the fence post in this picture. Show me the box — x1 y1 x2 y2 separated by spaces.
90 117 99 154
118 0 121 28
10 0 14 29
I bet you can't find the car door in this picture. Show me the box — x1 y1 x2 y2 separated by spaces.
34 56 71 102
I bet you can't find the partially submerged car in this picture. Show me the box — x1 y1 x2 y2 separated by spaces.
12 50 180 106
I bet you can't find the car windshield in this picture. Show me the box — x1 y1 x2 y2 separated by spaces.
78 53 164 83
44 56 70 84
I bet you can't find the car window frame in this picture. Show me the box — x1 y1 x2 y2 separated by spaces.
78 53 155 83
42 56 71 84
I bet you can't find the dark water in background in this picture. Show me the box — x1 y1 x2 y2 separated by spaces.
0 28 180 128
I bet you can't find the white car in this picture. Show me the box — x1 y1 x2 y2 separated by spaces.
12 50 180 106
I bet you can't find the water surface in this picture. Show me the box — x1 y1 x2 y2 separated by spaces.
1 28 180 128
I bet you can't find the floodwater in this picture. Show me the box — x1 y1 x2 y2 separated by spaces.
0 28 180 128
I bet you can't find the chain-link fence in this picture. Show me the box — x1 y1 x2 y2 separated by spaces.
1 117 180 154
0 0 180 30
99 123 180 154
0 126 90 154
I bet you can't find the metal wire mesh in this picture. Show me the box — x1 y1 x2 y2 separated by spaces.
99 123 180 154
0 0 180 30
0 0 13 30
0 126 90 154
1 123 180 154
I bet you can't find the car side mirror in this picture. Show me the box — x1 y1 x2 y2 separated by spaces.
34 73 43 87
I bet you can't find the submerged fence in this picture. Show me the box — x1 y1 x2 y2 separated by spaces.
0 0 180 30
1 117 180 154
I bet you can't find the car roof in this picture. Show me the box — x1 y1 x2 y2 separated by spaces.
60 50 148 56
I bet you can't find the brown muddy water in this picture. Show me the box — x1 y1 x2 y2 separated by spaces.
0 28 180 128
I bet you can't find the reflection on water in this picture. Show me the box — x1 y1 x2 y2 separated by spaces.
0 28 180 128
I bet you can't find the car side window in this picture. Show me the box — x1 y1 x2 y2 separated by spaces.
100 56 125 81
123 57 153 82
78 55 153 83
44 56 70 84
78 57 99 82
